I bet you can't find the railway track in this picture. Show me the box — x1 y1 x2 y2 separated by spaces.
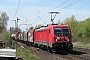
18 42 90 60
54 51 90 60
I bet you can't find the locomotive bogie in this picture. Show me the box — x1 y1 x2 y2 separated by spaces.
52 43 73 52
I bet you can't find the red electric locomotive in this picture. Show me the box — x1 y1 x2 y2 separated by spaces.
34 24 73 52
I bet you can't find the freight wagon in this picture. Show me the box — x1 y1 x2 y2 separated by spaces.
27 29 34 45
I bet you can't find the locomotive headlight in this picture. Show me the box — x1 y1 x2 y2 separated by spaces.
57 37 60 40
54 37 60 41
65 37 69 41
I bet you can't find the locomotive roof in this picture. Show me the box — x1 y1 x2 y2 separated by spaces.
47 24 70 28
51 24 69 27
35 24 69 28
35 24 70 31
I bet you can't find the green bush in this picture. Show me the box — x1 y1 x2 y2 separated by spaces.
1 32 12 48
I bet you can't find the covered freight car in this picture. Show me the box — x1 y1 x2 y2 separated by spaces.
15 32 21 41
17 32 21 42
20 32 24 43
34 24 73 52
23 31 28 44
27 29 34 45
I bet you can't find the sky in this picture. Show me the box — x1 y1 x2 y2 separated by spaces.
0 0 90 31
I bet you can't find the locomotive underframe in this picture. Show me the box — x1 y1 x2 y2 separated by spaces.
52 43 73 52
34 41 73 52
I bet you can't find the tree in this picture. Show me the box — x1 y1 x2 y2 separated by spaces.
1 32 12 47
81 18 90 37
0 12 9 33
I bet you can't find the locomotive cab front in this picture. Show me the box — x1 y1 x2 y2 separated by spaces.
50 24 73 52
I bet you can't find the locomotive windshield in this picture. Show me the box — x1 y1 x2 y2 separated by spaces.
54 28 69 36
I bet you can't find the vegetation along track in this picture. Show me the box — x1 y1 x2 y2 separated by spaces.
18 42 90 60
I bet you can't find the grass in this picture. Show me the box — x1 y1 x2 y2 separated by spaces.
79 38 90 44
73 45 90 50
73 37 90 44
16 46 41 60
73 37 90 50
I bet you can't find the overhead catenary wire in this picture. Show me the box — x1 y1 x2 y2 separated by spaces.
39 0 82 24
28 0 56 18
19 18 28 26
26 0 58 27
26 0 82 29
13 0 20 19
19 0 90 31
58 0 81 11
25 0 57 27
35 0 71 23
40 0 82 21
13 0 56 29
53 0 70 10
28 0 71 25
36 0 56 14
38 0 70 20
